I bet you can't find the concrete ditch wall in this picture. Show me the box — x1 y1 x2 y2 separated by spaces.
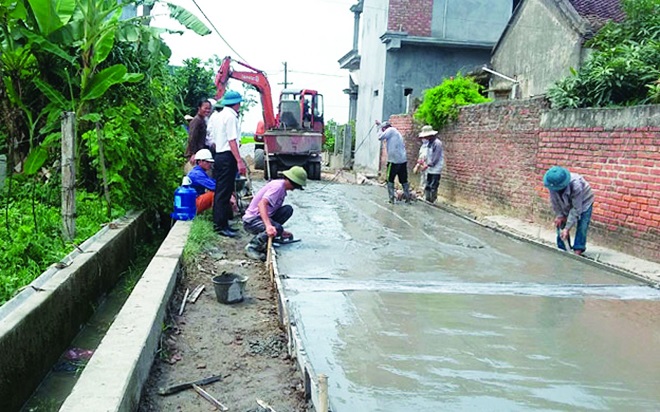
60 220 190 411
0 211 149 412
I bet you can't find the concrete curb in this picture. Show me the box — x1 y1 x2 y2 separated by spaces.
0 211 148 412
60 220 191 412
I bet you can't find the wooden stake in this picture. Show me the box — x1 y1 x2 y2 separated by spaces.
61 112 76 241
192 384 228 411
178 288 189 316
266 236 273 282
318 374 328 412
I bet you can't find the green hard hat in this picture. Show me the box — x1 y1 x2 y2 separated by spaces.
282 166 307 189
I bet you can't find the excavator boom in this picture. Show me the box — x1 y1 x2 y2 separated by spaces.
214 56 277 129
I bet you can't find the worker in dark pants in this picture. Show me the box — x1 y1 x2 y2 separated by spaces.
375 120 410 203
418 125 444 203
209 90 247 237
543 166 594 256
242 166 307 261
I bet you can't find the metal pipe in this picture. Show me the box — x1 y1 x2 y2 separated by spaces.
482 66 518 84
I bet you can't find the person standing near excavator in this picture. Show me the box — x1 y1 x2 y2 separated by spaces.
376 120 410 203
209 90 247 238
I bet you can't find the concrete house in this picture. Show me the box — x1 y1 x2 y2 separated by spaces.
489 0 624 100
339 0 516 173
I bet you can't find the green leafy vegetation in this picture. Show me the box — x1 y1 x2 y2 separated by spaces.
414 74 491 130
323 119 355 153
0 0 217 303
0 175 125 304
548 0 660 108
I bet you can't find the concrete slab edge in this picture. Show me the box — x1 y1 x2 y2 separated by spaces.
60 220 192 412
272 250 333 412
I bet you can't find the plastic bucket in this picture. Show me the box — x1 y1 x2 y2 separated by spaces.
212 273 248 304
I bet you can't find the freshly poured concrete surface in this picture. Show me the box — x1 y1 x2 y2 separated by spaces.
60 220 191 412
277 182 660 411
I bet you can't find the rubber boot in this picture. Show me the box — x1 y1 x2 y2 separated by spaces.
402 183 411 203
387 183 395 203
425 189 432 202
430 189 437 203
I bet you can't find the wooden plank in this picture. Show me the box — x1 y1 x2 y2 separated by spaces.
192 384 228 411
188 284 205 303
178 288 189 316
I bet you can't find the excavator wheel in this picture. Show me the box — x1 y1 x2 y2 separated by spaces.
307 162 321 181
267 162 278 181
254 148 265 170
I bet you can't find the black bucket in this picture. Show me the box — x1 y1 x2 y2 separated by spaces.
212 273 248 304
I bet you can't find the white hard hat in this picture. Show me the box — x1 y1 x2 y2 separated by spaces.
195 148 214 162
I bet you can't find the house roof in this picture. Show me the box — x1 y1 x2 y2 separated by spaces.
568 0 625 32
492 0 625 56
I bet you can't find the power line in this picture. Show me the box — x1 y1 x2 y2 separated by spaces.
189 0 248 63
289 70 345 78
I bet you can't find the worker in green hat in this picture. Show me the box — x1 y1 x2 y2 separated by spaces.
242 166 307 261
543 166 594 256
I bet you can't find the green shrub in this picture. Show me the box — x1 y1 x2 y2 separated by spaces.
414 74 490 130
548 0 660 108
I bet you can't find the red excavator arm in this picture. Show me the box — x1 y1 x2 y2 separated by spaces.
215 56 277 130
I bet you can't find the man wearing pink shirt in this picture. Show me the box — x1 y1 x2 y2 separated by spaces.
242 166 307 260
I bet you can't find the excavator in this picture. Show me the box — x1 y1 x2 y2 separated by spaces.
214 56 324 180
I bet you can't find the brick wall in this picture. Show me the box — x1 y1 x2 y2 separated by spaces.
385 100 660 262
388 0 432 36
537 125 660 260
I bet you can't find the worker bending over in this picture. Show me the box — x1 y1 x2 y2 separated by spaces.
242 166 307 260
543 166 594 256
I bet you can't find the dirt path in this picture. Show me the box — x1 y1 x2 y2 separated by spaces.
138 168 369 412
139 216 309 411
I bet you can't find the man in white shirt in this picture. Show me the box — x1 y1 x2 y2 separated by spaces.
208 90 247 237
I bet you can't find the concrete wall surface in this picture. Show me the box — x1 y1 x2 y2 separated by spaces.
0 211 148 412
491 0 584 98
396 100 660 262
60 220 191 412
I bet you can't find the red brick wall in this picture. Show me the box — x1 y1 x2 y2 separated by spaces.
388 0 432 37
387 99 660 262
537 126 660 260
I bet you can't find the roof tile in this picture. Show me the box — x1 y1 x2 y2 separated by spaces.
569 0 626 31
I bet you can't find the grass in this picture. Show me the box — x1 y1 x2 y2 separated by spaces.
240 135 255 145
182 214 218 267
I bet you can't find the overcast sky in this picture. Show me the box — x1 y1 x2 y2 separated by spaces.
151 0 356 130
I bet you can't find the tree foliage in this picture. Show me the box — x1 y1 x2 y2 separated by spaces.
414 74 490 130
0 0 211 303
548 0 660 108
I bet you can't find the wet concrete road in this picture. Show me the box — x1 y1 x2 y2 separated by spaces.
275 182 660 412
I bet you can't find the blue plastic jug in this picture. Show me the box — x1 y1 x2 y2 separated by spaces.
171 177 197 221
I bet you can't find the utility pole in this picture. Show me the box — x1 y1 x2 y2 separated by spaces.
279 62 290 89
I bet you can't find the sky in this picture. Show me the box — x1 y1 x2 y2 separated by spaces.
151 0 356 131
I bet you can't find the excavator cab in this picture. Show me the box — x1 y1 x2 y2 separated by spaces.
277 89 324 132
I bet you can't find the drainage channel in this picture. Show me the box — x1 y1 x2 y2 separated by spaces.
21 231 166 412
